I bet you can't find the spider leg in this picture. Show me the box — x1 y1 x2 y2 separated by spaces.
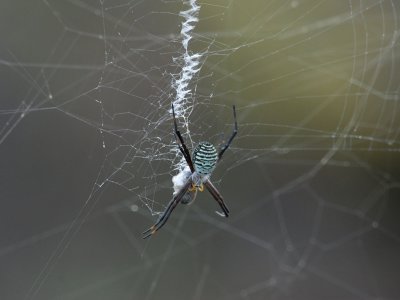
142 180 192 239
218 105 238 160
204 180 230 218
172 104 195 172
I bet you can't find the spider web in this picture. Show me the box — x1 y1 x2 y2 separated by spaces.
0 0 399 299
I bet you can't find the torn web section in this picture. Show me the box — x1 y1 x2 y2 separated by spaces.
100 0 206 217
54 0 192 217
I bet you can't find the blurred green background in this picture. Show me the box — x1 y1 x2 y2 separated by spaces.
0 0 399 299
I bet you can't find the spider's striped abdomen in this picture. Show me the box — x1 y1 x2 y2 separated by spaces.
192 142 218 176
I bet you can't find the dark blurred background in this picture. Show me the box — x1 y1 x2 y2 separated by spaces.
0 0 399 299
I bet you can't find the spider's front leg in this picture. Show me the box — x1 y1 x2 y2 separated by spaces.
172 104 194 172
218 105 238 160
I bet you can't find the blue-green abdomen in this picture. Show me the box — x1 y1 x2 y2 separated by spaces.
192 142 218 175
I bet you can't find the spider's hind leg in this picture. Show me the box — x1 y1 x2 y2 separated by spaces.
142 180 192 239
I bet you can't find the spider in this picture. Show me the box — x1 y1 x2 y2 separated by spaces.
142 104 238 239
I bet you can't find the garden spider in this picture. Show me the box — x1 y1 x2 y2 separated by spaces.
142 104 237 239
